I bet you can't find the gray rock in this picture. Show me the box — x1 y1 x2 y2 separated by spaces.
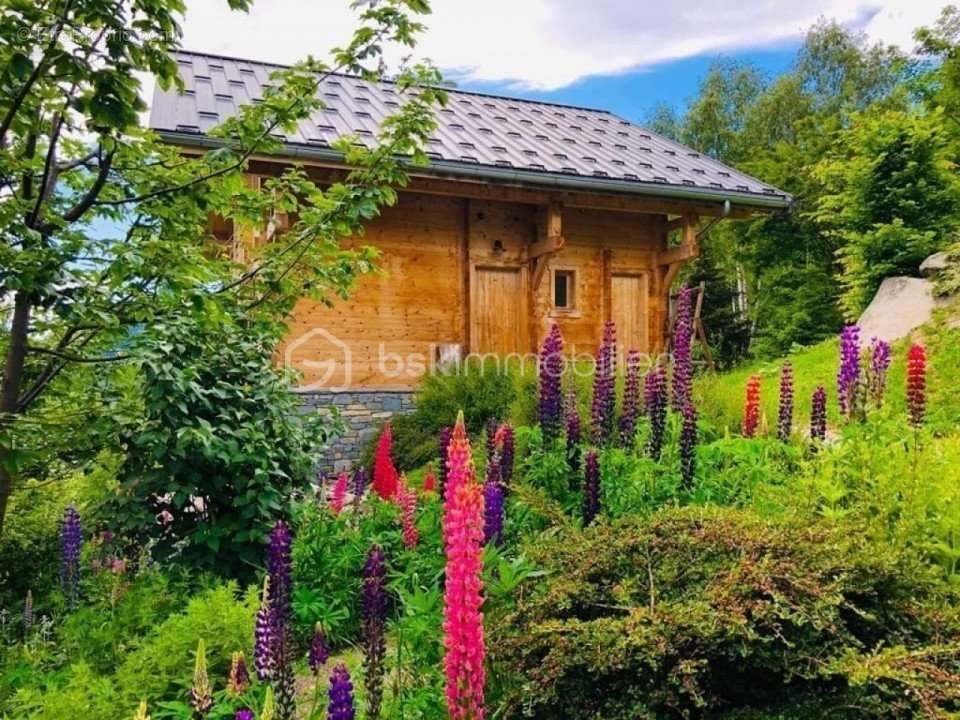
920 251 951 276
857 276 948 342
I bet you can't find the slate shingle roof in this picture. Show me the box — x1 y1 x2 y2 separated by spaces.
149 51 790 209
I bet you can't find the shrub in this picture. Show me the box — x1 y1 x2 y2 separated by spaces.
106 315 335 576
492 507 960 719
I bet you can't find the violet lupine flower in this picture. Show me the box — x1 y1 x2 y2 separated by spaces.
495 424 514 484
810 385 827 446
538 324 565 441
235 711 254 720
837 325 861 419
254 578 275 681
267 522 296 720
485 416 498 460
680 402 697 490
352 467 368 501
582 450 601 526
483 479 505 546
438 426 452 499
868 338 892 407
777 361 794 442
672 286 694 412
60 505 82 607
227 651 251 696
328 663 356 720
619 349 642 447
645 367 668 461
565 390 582 480
590 320 617 445
362 545 387 720
309 624 329 674
23 590 33 633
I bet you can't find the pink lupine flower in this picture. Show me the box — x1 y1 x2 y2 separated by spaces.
329 472 349 515
442 411 486 720
397 476 419 549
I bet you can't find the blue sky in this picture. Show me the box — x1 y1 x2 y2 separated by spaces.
454 44 800 124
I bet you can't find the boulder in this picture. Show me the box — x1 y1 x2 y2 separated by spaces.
857 276 947 343
920 251 951 277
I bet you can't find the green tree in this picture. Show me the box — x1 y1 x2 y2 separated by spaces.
0 0 444 537
815 109 960 317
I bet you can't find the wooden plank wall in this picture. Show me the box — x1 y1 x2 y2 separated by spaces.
275 189 667 389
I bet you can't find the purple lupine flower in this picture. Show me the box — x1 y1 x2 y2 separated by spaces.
582 450 601 526
672 286 694 411
485 416 498 460
362 545 387 720
646 366 668 461
496 424 514 484
483 479 505 546
254 578 275 681
777 361 794 442
837 325 861 419
328 663 356 720
565 390 582 481
235 711 254 720
309 624 330 674
680 401 698 489
60 506 82 608
811 385 827 446
438 426 452 499
868 338 892 407
538 324 565 441
619 349 642 447
353 467 368 500
590 320 617 445
267 521 293 630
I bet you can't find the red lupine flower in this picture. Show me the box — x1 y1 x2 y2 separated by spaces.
743 374 761 438
373 423 399 500
907 343 927 429
423 468 437 493
442 411 486 720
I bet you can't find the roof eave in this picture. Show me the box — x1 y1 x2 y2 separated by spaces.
156 130 792 211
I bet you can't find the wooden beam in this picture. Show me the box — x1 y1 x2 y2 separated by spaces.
657 244 698 266
601 248 612 324
244 157 760 219
461 199 472 354
529 201 564 289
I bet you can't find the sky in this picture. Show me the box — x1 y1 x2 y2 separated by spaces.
173 0 946 123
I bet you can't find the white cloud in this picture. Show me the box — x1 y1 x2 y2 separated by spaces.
176 0 945 91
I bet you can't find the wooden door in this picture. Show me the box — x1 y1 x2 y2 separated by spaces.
611 273 649 353
472 266 525 354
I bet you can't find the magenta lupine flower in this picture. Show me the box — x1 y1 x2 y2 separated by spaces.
60 506 82 608
619 349 642 447
565 390 582 479
309 624 329 674
362 545 387 719
777 361 794 442
254 579 275 681
837 325 861 419
590 321 617 445
868 338 892 407
582 450 601 526
328 663 356 720
538 324 565 441
483 479 505 546
672 286 694 411
235 710 253 720
645 367 668 460
680 401 697 489
811 385 827 445
495 424 514 484
438 426 452 499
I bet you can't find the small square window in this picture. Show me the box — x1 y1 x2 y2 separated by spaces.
554 270 575 310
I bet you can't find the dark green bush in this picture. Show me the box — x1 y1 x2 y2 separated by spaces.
492 507 960 719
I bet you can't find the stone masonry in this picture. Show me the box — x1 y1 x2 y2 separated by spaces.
299 390 416 475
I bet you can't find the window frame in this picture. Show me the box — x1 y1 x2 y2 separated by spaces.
550 267 580 317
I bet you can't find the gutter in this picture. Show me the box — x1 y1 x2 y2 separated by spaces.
157 130 792 211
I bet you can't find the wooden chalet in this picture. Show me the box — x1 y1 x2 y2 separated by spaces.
150 51 790 393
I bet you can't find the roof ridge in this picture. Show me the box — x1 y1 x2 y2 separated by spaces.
171 48 619 116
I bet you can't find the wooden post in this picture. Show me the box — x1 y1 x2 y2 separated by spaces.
461 199 471 354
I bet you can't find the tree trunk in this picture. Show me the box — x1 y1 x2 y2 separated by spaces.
0 291 32 538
